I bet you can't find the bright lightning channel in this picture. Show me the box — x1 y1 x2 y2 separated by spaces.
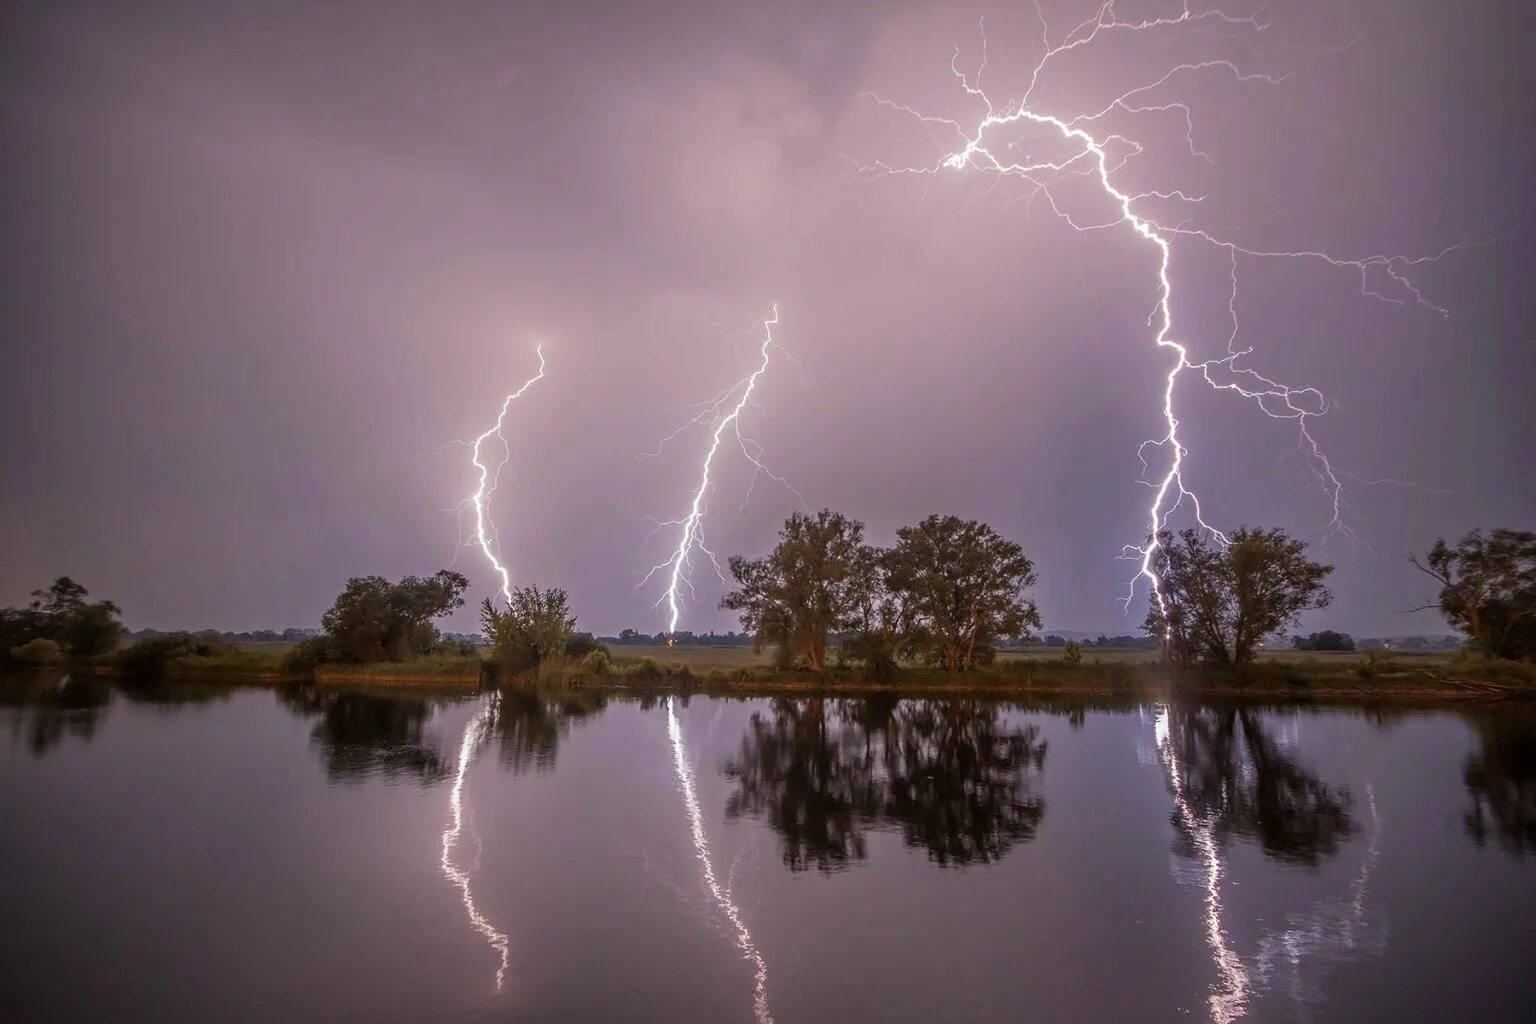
640 306 802 636
441 702 511 990
467 346 546 605
853 5 1472 619
667 697 773 1024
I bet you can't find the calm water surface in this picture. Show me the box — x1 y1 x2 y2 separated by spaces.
2 675 1533 1023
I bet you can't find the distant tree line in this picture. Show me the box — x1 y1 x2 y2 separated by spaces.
602 629 753 647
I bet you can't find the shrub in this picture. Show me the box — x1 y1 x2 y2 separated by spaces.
1062 640 1083 666
10 637 63 665
581 647 612 677
121 633 234 678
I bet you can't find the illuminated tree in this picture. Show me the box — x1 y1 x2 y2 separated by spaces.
1411 528 1536 661
1142 527 1333 667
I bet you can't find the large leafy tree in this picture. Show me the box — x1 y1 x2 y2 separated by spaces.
882 515 1041 672
1410 528 1536 661
318 570 469 663
721 509 869 671
1142 527 1333 667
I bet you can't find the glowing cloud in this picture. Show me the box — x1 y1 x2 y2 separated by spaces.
854 5 1471 618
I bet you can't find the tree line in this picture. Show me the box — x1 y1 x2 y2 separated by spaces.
3 525 1532 676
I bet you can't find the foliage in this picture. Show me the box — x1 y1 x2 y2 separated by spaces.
480 585 578 677
10 637 64 665
1142 527 1334 668
882 515 1041 672
1412 528 1536 661
317 570 470 664
1062 640 1083 666
120 632 236 678
721 509 871 671
581 647 612 677
0 577 122 660
1293 630 1356 652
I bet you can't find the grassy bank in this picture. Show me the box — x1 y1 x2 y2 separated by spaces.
44 642 1535 703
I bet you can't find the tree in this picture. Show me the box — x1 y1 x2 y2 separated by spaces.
721 509 869 671
480 585 577 676
318 570 469 663
1292 630 1356 652
0 578 122 660
882 515 1041 672
1142 527 1333 668
1411 529 1536 661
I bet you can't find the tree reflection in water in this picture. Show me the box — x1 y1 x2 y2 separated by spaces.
486 687 608 774
278 687 457 783
1155 702 1378 1024
1463 707 1536 855
724 697 1047 871
1160 702 1354 866
1 673 113 757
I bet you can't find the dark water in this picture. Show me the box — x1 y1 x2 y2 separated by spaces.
2 676 1534 1023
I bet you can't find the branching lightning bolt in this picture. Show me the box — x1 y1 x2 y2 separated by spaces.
463 346 546 605
639 306 804 635
852 3 1474 621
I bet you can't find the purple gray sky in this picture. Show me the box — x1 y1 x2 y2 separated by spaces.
2 0 1532 637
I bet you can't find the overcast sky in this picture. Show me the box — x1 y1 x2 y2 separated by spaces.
2 0 1532 637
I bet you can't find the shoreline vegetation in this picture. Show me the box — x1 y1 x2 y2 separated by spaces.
5 522 1532 705
38 644 1536 703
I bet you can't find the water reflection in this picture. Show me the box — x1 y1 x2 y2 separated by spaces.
441 701 510 990
486 687 608 774
1155 704 1384 1023
668 697 773 1024
1159 702 1354 865
724 697 1047 871
1463 708 1536 854
1251 789 1387 1009
278 687 453 783
0 673 112 757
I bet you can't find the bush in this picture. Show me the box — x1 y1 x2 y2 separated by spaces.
281 635 337 677
581 647 612 677
1062 640 1083 666
1357 649 1393 679
121 633 234 678
10 637 63 665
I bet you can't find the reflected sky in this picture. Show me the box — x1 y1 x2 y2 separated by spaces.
2 677 1533 1023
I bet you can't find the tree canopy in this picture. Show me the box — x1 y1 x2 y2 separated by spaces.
316 570 470 663
1 577 123 661
1143 527 1333 667
1411 528 1536 661
721 509 870 671
480 585 578 676
883 515 1041 672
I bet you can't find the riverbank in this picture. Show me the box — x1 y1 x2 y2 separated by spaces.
44 646 1536 703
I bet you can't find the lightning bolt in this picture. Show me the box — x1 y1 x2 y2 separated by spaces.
667 697 773 1024
441 702 511 990
464 345 546 605
853 4 1473 621
639 306 803 636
